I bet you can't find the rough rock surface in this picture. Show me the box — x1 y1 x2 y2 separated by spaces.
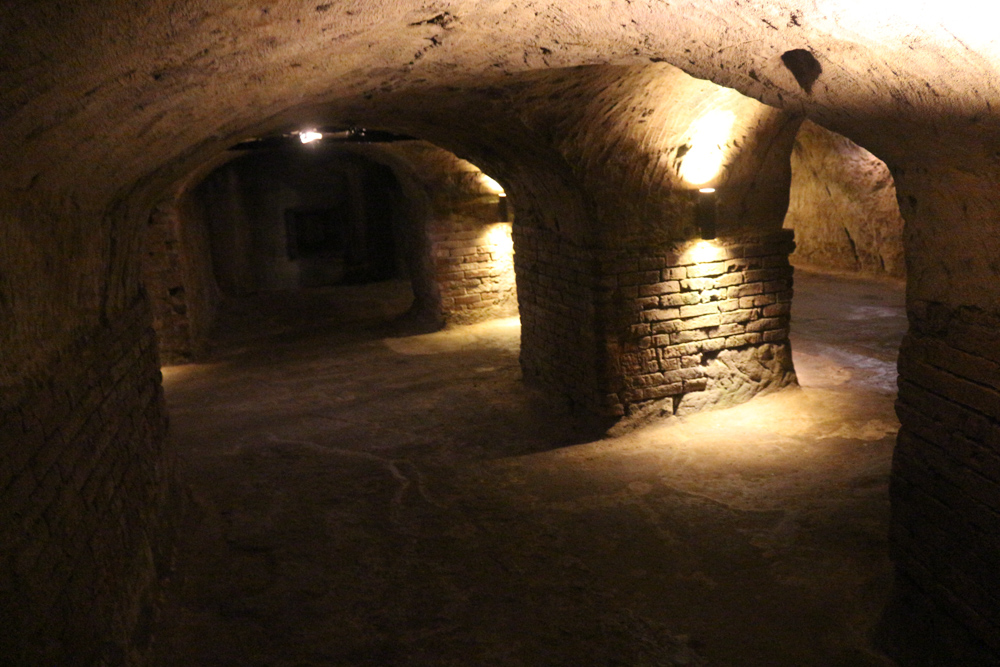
785 121 906 277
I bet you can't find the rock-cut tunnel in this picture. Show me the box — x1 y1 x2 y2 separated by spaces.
3 2 1000 665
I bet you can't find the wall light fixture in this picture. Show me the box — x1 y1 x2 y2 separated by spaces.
497 192 510 222
696 187 717 240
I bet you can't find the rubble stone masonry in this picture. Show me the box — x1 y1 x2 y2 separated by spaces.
0 295 179 666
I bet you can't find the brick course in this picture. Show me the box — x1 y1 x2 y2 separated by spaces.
599 231 796 416
142 198 218 365
514 225 603 411
143 204 193 362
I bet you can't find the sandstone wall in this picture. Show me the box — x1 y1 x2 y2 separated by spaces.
784 121 905 278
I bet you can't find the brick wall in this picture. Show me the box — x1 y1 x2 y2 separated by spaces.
514 227 796 417
144 204 192 363
881 300 1000 663
0 294 179 666
142 197 219 365
514 225 603 411
599 230 797 416
430 211 517 325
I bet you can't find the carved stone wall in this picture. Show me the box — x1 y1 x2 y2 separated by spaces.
784 121 905 278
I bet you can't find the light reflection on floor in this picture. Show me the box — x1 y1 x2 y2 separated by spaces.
153 270 905 667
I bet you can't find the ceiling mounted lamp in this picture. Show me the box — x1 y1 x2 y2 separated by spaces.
229 127 417 151
298 129 323 144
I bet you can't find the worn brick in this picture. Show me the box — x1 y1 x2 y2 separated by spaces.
635 296 660 309
753 294 778 307
680 314 722 330
763 329 788 343
675 329 708 344
651 320 682 335
701 337 727 352
715 272 746 288
686 261 727 278
728 282 763 299
726 333 763 348
680 277 717 292
763 303 791 318
714 323 746 337
638 281 681 297
718 298 741 313
680 303 720 318
642 308 681 322
721 309 755 324
684 378 710 392
746 317 783 333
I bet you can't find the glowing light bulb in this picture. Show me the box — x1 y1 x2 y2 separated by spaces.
679 110 736 187
690 240 719 264
299 129 323 144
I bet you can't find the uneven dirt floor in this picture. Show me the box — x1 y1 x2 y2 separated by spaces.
150 269 906 667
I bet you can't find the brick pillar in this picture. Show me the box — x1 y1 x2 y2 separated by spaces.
880 301 1000 663
514 227 796 417
0 295 180 665
514 225 603 411
430 216 518 325
598 231 797 416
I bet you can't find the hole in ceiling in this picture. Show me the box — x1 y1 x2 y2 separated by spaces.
780 49 822 94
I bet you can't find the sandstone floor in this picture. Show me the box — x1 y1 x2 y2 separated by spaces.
151 269 905 666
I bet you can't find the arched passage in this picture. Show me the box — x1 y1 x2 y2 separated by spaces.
143 136 523 363
4 4 1000 665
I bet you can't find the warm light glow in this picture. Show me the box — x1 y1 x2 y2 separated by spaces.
298 129 323 144
689 240 720 264
679 110 736 186
478 173 505 195
484 223 514 255
836 1 1000 60
699 187 716 194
